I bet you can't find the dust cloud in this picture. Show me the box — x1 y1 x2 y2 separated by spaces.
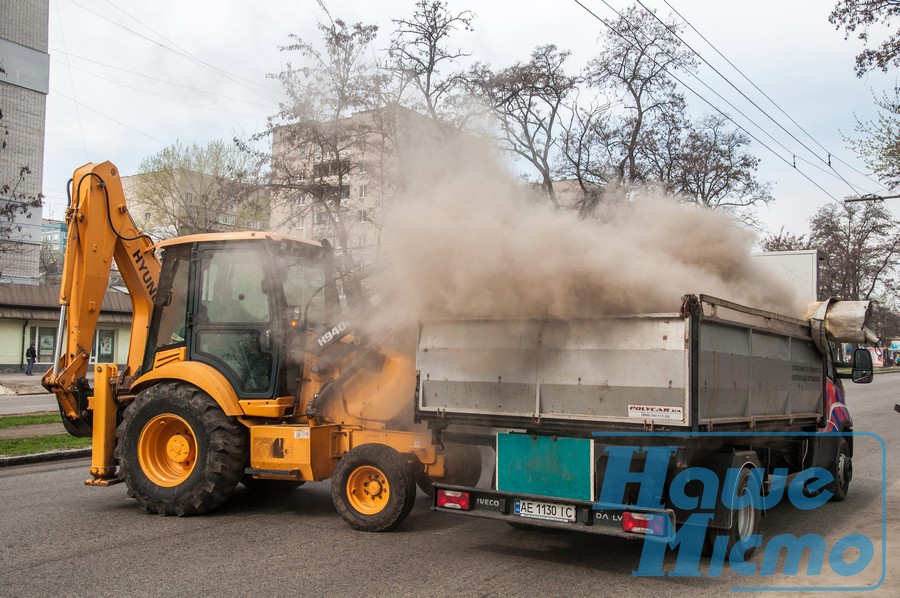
365 136 799 334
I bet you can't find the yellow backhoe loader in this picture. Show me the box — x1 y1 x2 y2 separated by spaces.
42 161 479 531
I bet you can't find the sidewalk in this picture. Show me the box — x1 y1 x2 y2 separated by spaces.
0 371 89 466
0 370 50 396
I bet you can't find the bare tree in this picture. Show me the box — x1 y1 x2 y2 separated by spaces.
762 205 899 341
583 5 696 191
259 3 379 265
389 0 474 129
760 228 809 252
556 96 612 213
132 140 264 238
468 45 579 207
39 243 62 281
847 87 900 191
671 114 773 228
809 201 899 302
829 0 900 77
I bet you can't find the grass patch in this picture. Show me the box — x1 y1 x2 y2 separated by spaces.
0 434 91 456
0 413 60 429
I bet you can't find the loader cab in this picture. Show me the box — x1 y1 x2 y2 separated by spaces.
143 233 336 399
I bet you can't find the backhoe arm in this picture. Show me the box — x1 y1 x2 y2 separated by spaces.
42 161 160 436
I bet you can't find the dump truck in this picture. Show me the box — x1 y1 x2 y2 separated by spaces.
42 161 477 531
419 293 876 557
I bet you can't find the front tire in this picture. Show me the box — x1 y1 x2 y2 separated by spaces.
116 382 247 516
827 437 851 502
331 444 415 532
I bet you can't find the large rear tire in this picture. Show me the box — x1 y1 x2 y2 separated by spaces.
331 444 415 532
707 466 762 560
116 382 247 516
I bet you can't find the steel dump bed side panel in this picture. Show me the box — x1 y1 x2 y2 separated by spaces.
417 297 826 431
417 315 691 427
697 319 823 425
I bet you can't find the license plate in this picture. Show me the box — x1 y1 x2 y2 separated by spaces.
514 499 576 523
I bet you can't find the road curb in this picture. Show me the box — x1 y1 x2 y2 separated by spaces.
0 448 91 468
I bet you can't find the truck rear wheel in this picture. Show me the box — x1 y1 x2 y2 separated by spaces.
332 444 415 531
826 437 851 502
415 444 483 497
116 382 247 516
707 466 761 560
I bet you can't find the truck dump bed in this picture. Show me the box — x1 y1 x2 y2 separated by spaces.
416 295 825 433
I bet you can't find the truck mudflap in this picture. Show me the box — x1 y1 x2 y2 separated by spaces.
432 483 676 541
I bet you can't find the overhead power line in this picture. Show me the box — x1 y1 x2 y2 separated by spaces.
67 0 282 104
50 49 278 110
845 194 900 203
573 0 842 203
50 56 271 120
657 0 882 194
50 87 164 143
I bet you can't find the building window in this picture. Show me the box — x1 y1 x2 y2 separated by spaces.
92 329 116 364
28 327 116 364
314 212 327 225
216 213 236 226
313 159 347 178
357 209 368 223
29 326 58 363
358 185 368 199
357 234 366 247
340 185 351 199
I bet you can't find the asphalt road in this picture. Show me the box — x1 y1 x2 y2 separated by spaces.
1 376 897 597
0 393 58 415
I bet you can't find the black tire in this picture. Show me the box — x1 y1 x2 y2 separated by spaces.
115 382 247 516
331 444 415 532
241 475 304 492
707 466 762 560
826 437 851 502
415 444 483 498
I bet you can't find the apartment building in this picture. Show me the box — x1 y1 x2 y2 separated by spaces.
268 106 437 268
0 0 49 281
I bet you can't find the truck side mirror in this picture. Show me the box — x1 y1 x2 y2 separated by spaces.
851 348 873 384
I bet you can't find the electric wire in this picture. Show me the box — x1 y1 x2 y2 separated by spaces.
573 0 842 204
50 87 164 143
636 0 869 197
55 0 88 161
105 0 281 101
67 0 282 104
662 0 884 191
597 0 852 193
50 57 271 120
50 49 277 110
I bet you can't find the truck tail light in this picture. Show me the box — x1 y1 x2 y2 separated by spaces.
436 489 471 510
622 512 667 536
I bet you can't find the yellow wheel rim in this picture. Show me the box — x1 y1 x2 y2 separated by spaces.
346 465 390 515
138 414 198 487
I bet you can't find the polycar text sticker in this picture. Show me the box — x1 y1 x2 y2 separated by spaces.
627 405 684 421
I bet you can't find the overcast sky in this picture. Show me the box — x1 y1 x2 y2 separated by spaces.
43 0 897 236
